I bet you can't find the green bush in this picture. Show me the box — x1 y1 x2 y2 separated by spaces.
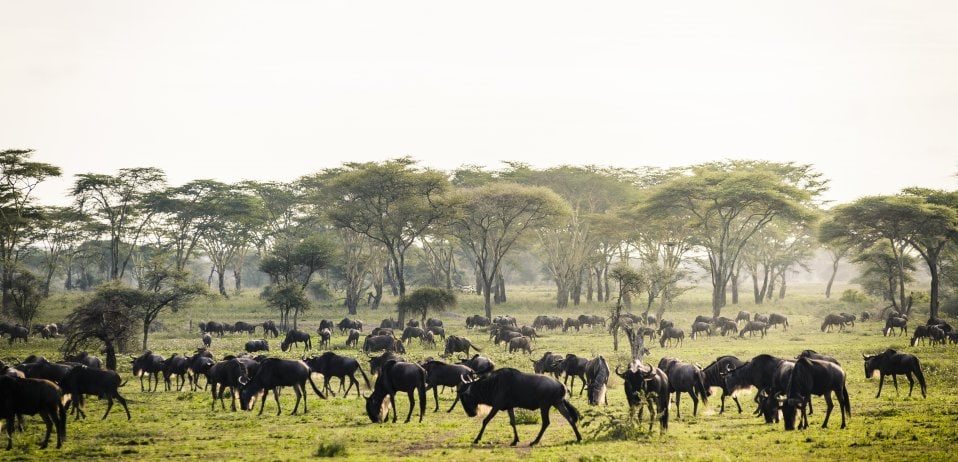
314 441 347 458
840 289 870 304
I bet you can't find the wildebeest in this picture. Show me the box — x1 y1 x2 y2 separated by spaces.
427 325 446 341
782 357 850 430
346 328 361 348
821 313 848 332
562 317 580 332
0 375 67 450
205 358 250 411
337 317 363 334
860 311 872 322
702 355 746 414
233 321 257 335
715 318 738 336
318 328 331 349
465 314 490 329
62 352 102 370
519 325 537 340
280 329 312 352
693 315 713 325
531 352 564 379
883 316 908 336
203 321 226 336
380 318 399 329
736 311 751 323
690 321 711 339
426 318 443 329
493 315 517 327
584 356 609 406
739 321 768 338
305 352 371 398
659 327 685 348
863 349 927 398
262 320 280 338
617 361 669 432
162 354 191 392
722 354 788 404
658 357 709 418
400 326 425 344
508 336 533 355
202 333 212 348
187 349 214 392
364 359 426 423
245 339 270 353
657 319 674 335
753 314 769 324
457 368 582 446
421 330 436 347
421 360 474 412
131 351 165 392
239 358 326 415
318 319 334 335
363 334 406 354
406 319 420 328
559 354 588 396
443 336 480 357
6 325 28 345
533 315 563 331
59 365 131 421
839 312 856 327
768 313 789 331
459 354 495 376
635 326 657 341
371 327 394 337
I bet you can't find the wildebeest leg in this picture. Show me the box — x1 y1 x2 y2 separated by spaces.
905 372 915 397
430 384 439 412
733 395 742 414
891 374 900 396
116 392 132 420
292 384 305 415
140 374 146 392
821 393 834 428
390 393 399 423
39 411 53 449
447 392 461 413
674 391 681 419
473 407 499 444
103 396 114 420
4 416 13 450
579 375 586 396
690 391 699 416
346 375 359 398
876 373 885 398
404 391 417 423
507 408 520 446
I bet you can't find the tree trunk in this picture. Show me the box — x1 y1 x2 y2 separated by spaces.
373 282 383 309
385 263 399 297
104 341 117 371
730 272 739 304
825 257 840 299
496 272 506 304
778 273 787 299
711 273 726 318
217 271 228 297
556 280 569 308
142 319 151 351
233 269 242 294
483 280 493 319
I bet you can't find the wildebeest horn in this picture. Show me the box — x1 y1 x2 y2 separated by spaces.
238 376 248 386
614 365 627 379
642 363 652 375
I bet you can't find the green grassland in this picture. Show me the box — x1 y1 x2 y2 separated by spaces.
2 284 958 461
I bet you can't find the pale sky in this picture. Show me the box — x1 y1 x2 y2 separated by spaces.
2 1 956 206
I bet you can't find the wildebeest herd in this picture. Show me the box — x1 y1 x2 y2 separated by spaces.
0 309 943 451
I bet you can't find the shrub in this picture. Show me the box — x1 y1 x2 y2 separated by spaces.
314 441 347 458
840 289 870 304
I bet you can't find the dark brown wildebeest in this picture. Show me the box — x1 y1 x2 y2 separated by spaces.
262 320 280 338
508 336 533 355
280 329 312 352
458 368 582 446
421 330 436 347
245 339 269 353
821 313 848 332
768 313 789 331
0 375 67 450
559 354 588 396
205 358 249 411
427 325 446 341
305 352 371 398
238 358 326 415
202 333 212 348
753 314 769 325
465 314 490 329
363 334 406 354
690 321 711 339
659 327 684 348
162 354 191 392
318 328 331 349
584 356 609 406
400 326 425 345
233 321 257 335
337 317 363 334
346 328 361 348
616 361 669 433
702 355 746 414
658 357 709 419
782 357 850 430
443 336 480 357
459 354 495 376
59 366 131 421
131 351 165 392
735 310 751 324
63 352 102 370
369 351 405 376
739 321 768 338
365 359 426 424
531 352 564 379
562 318 580 332
883 316 908 337
863 349 926 398
421 360 474 412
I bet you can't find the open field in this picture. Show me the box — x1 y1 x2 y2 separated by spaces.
2 283 958 461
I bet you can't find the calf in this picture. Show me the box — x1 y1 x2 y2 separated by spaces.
0 375 66 450
238 358 326 415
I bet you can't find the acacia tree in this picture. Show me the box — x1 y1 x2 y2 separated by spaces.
197 183 262 297
642 161 819 317
72 167 166 280
608 264 644 355
61 287 138 370
35 206 92 296
449 183 568 317
6 269 45 326
396 287 456 325
324 158 450 325
0 149 61 308
150 180 224 271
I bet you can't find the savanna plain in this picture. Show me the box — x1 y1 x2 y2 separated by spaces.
2 284 957 461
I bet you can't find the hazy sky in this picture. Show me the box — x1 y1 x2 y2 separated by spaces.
2 1 957 205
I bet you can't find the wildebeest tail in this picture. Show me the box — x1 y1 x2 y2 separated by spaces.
561 398 581 424
469 339 481 353
914 358 928 397
841 385 851 417
357 364 372 389
696 371 709 405
307 373 327 399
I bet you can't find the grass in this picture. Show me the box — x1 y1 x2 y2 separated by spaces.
2 282 958 461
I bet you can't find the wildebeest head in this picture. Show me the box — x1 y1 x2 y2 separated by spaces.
457 372 482 417
364 392 390 423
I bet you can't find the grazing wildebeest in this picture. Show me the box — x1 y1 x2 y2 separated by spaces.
657 319 674 335
768 313 789 331
280 329 312 352
458 368 582 446
426 318 443 329
797 349 840 365
722 354 787 403
371 327 394 337
7 325 28 345
406 319 420 328
465 314 490 329
635 326 657 341
421 330 436 347
782 357 850 430
59 366 131 421
338 317 363 333
659 327 685 348
927 317 953 332
693 315 713 325
262 320 280 338
0 375 66 450
860 311 871 322
508 336 533 355
928 325 947 345
736 311 751 324
754 314 769 324
715 318 738 336
318 328 331 349
702 355 746 413
519 325 538 340
839 312 857 327
493 329 522 347
493 315 517 327
883 316 908 336
380 318 399 329
365 359 426 424
239 358 326 415
234 321 257 335
739 321 768 338
369 351 405 376
617 361 669 432
205 358 250 411
400 326 425 344
560 354 588 396
202 333 212 348
363 334 406 354
690 321 711 339
346 328 361 348
204 321 226 336
62 352 102 370
821 313 848 332
459 354 495 375
131 351 165 392
658 357 709 419
863 349 927 398
162 354 191 391
318 319 334 335
910 325 931 346
562 317 580 332
531 352 564 379
421 360 474 412
305 352 371 398
584 356 609 406
443 336 480 357
427 325 446 341
245 339 270 353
